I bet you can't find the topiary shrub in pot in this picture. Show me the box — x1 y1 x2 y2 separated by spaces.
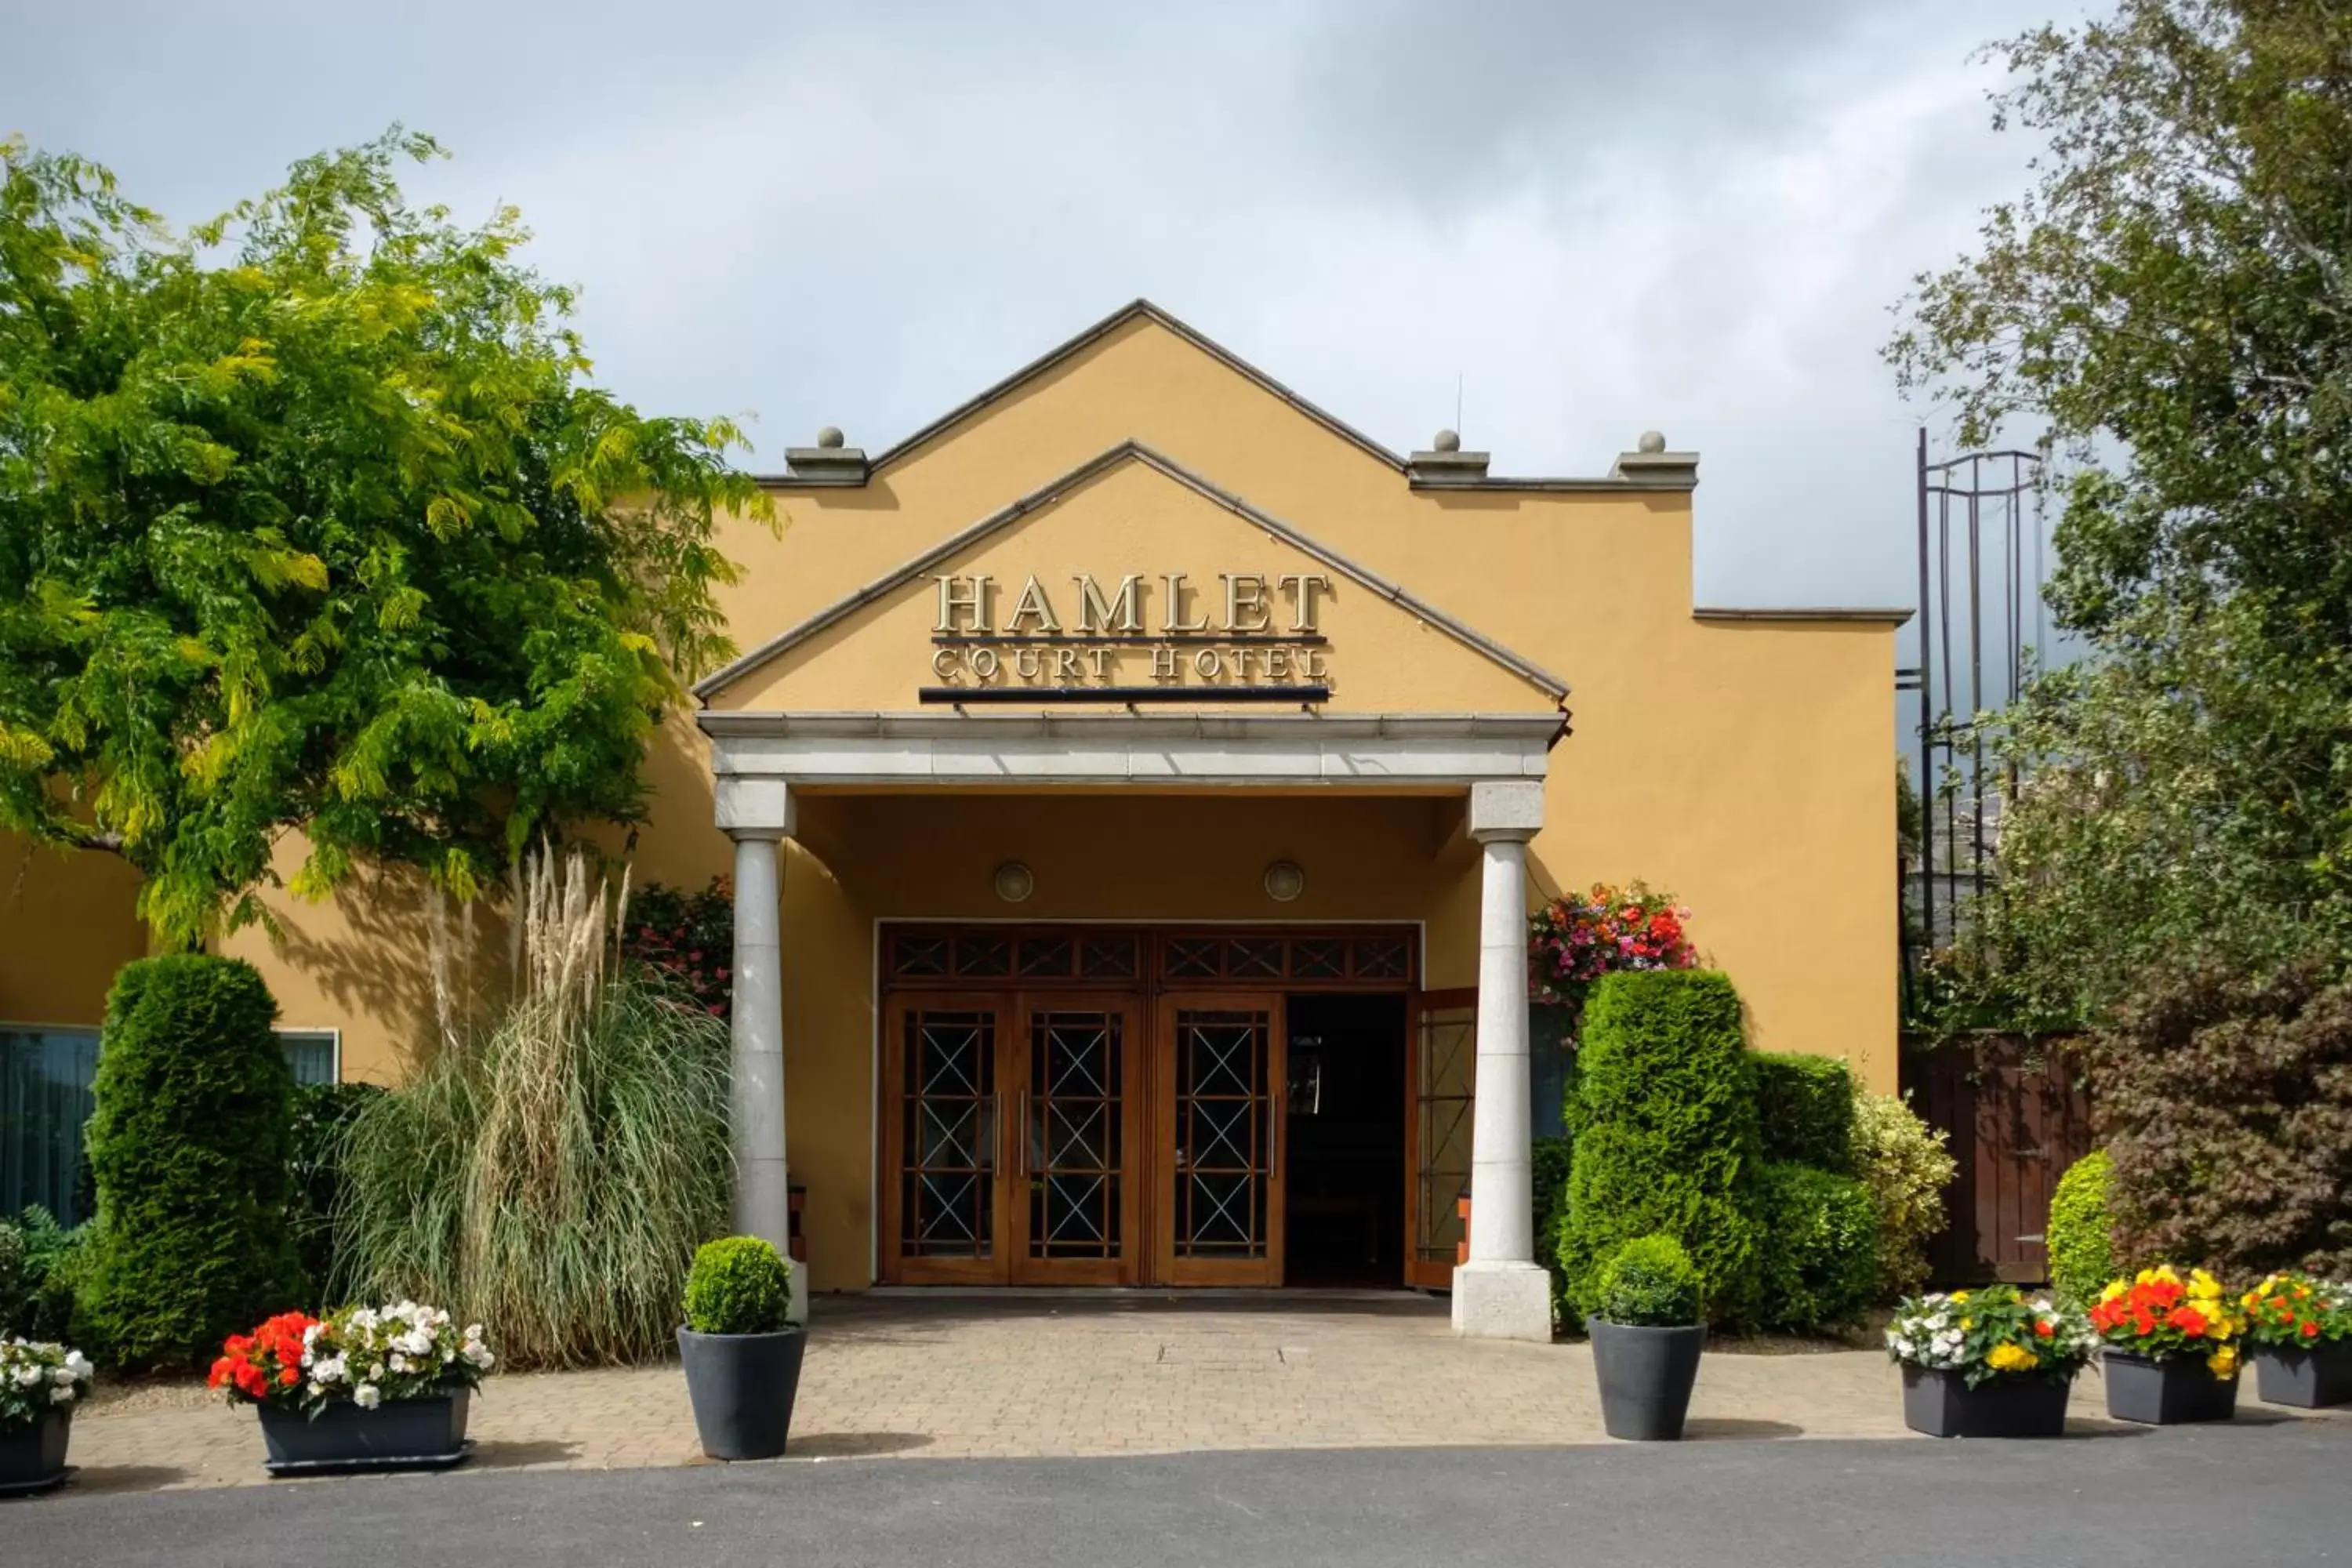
677 1236 803 1461
1585 1233 1705 1441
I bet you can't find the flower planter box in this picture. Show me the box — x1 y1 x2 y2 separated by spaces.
2252 1342 2352 1410
256 1389 473 1474
679 1324 806 1461
1588 1319 1704 1442
1900 1365 2071 1439
2102 1350 2238 1425
0 1410 73 1495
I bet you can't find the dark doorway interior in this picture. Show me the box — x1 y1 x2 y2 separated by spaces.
1281 993 1406 1287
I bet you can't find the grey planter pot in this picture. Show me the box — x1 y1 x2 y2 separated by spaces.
678 1324 806 1461
256 1389 472 1473
0 1410 72 1494
1900 1365 2072 1439
2102 1349 2238 1425
1588 1318 1705 1441
2252 1341 2352 1410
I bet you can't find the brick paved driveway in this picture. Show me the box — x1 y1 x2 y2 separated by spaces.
55 1294 2350 1494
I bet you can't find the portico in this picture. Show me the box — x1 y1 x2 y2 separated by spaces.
702 713 1563 1339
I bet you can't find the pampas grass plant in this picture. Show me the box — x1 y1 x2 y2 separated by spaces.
335 845 731 1367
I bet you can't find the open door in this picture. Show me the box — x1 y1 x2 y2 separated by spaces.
1406 988 1477 1290
1156 994 1286 1286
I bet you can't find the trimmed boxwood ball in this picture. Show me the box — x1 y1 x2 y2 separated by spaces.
79 956 305 1370
1593 1233 1702 1327
684 1236 795 1335
1560 971 1765 1325
2046 1149 2115 1305
1750 1052 1856 1174
1751 1160 1878 1332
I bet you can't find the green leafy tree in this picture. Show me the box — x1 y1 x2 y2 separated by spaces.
0 129 772 942
1889 0 2352 1022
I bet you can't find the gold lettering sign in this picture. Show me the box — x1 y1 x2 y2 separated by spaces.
925 571 1333 704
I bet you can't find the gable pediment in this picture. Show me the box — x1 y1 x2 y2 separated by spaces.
698 443 1567 717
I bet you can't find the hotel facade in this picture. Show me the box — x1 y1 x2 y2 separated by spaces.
1 302 1903 1339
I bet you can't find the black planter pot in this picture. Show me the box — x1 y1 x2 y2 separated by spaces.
678 1324 807 1461
2252 1341 2352 1410
1900 1365 2072 1439
256 1389 473 1473
0 1410 72 1494
1588 1319 1705 1441
2102 1349 2238 1425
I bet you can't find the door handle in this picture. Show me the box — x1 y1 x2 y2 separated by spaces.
1017 1088 1031 1180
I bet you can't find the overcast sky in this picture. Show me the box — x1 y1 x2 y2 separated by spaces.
4 0 2077 623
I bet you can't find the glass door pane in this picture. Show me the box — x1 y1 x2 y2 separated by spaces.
1410 990 1478 1289
887 1000 1006 1283
1160 998 1283 1285
1014 1000 1136 1283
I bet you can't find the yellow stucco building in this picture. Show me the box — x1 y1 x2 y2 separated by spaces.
1 302 1903 1335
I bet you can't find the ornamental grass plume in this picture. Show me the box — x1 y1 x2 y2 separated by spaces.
335 846 731 1368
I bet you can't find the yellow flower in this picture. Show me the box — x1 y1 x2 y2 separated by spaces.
2208 1345 2238 1379
1987 1342 2040 1374
1960 1318 1973 1331
1951 1290 1971 1304
2100 1280 2129 1304
2189 1269 2223 1301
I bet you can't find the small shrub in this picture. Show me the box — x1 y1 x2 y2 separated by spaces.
1751 1053 1856 1173
1752 1161 1879 1333
1560 971 1765 1325
1592 1234 1701 1327
2090 963 2352 1279
79 956 305 1370
288 1082 387 1301
1849 1085 1958 1300
1530 1135 1575 1327
7 1208 87 1342
0 1222 27 1336
2047 1150 2115 1305
683 1236 794 1335
626 877 735 1019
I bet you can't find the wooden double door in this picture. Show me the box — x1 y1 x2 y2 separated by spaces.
881 989 1289 1287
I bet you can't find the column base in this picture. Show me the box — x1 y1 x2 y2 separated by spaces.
1450 1261 1554 1342
787 1262 809 1327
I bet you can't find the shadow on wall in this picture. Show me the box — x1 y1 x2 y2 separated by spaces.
263 861 512 1081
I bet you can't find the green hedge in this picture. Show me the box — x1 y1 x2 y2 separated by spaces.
79 956 305 1369
1751 1053 1856 1174
289 1081 387 1303
1531 1135 1575 1326
1559 970 1764 1325
2047 1149 2115 1305
1751 1160 1879 1332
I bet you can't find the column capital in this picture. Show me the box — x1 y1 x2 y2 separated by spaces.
716 776 794 840
1467 779 1543 843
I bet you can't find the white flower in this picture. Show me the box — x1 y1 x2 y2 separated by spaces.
389 1353 408 1374
368 1364 385 1382
13 1366 40 1389
62 1352 89 1377
51 1366 75 1386
49 1385 74 1405
354 1384 382 1410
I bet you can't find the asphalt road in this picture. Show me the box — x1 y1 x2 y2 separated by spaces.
23 1417 2352 1568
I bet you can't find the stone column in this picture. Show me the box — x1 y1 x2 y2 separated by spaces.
1452 779 1552 1341
718 779 805 1323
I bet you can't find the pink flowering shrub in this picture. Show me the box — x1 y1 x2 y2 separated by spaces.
626 877 734 1018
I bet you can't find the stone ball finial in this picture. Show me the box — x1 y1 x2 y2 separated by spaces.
816 426 845 449
1433 428 1461 453
1636 430 1667 454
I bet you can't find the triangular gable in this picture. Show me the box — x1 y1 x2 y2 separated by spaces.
697 441 1569 708
759 299 1409 482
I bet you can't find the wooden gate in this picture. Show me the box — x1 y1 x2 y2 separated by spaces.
1901 1034 2092 1285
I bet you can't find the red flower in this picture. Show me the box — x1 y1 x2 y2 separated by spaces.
2303 1320 2323 1339
2034 1320 2055 1338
